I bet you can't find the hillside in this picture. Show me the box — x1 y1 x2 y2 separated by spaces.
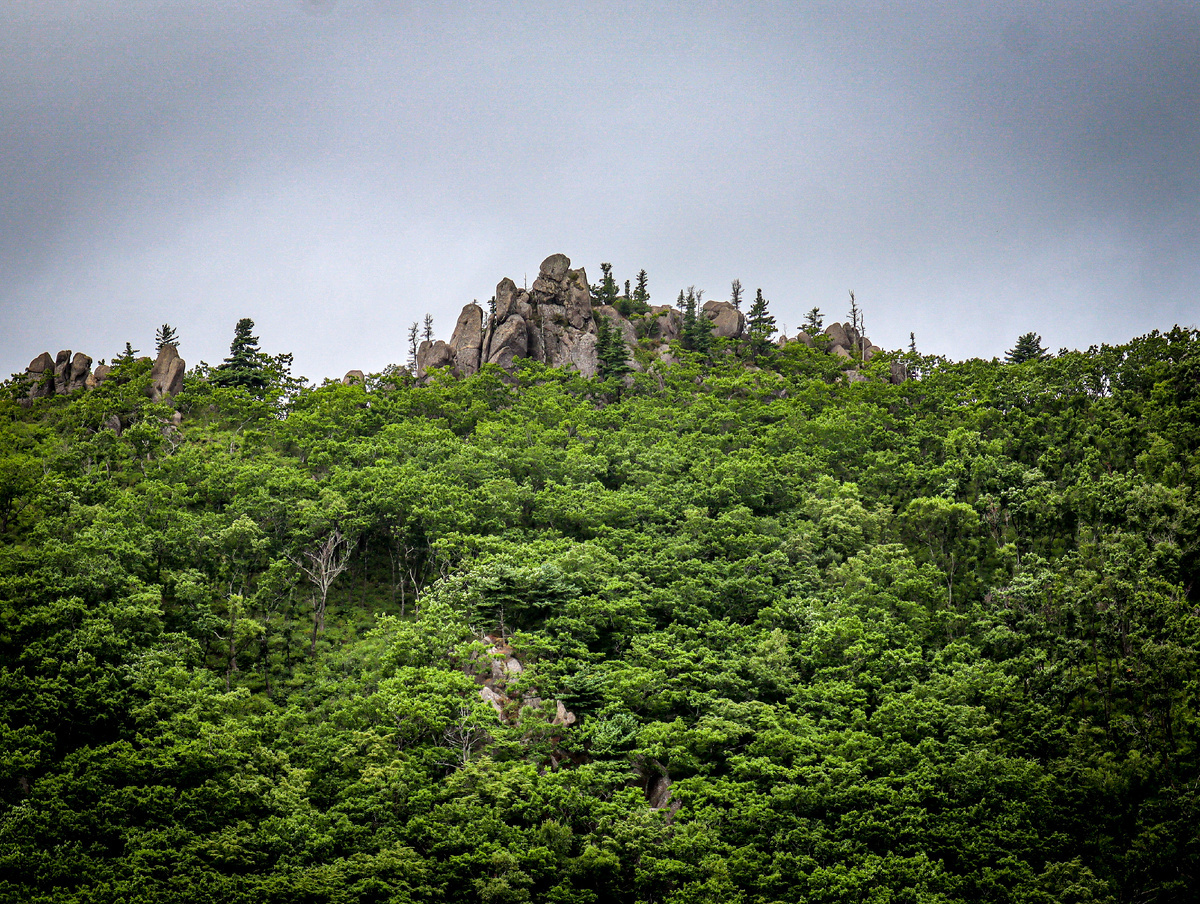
1 322 1199 903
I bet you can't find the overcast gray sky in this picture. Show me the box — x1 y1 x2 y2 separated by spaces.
2 0 1197 381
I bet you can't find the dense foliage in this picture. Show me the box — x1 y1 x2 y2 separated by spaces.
2 327 1199 903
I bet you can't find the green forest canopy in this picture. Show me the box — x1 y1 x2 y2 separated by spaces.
1 326 1199 903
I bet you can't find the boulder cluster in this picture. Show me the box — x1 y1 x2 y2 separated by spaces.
18 344 186 406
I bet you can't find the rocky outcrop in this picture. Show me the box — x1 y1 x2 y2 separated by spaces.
448 304 484 376
651 305 682 342
21 349 94 403
149 344 185 401
416 339 454 378
433 253 626 379
702 300 746 339
342 370 365 385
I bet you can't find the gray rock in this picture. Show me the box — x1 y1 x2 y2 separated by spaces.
68 353 92 392
568 332 599 377
702 300 745 339
88 363 112 389
416 339 455 378
833 346 853 359
53 350 72 394
794 330 813 347
539 253 571 282
864 345 881 362
552 700 577 727
449 303 484 376
650 305 682 341
342 370 365 385
890 360 909 384
485 316 528 369
149 344 186 401
25 352 56 399
825 322 850 349
26 352 53 374
846 369 869 383
480 686 507 718
564 268 591 330
494 277 517 324
594 305 637 349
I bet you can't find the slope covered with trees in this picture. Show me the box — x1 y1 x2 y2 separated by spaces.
2 326 1199 903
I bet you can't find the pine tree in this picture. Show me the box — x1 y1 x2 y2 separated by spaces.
423 314 434 344
213 318 268 391
909 332 917 354
115 342 139 364
803 307 824 334
155 323 179 352
848 291 860 333
730 279 744 310
1006 332 1049 364
747 288 776 354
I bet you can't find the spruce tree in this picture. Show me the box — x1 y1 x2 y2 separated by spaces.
213 318 268 391
730 279 744 310
747 288 776 354
423 314 434 343
633 269 650 309
593 263 620 307
803 307 824 334
595 316 630 380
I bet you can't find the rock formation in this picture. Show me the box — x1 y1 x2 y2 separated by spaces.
702 299 746 339
420 254 622 379
19 345 189 406
20 349 94 403
342 370 365 386
148 344 185 402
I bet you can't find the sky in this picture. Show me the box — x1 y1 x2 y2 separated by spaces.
2 0 1197 382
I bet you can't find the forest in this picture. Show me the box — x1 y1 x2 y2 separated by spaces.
1 321 1198 903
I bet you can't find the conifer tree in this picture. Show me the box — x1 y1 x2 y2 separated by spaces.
595 315 630 380
408 323 420 371
593 263 620 307
155 323 179 352
803 307 824 334
730 279 744 310
633 269 650 308
115 342 139 364
747 288 777 354
1006 332 1049 363
213 318 268 391
422 314 434 344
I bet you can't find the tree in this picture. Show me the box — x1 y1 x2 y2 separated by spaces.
213 318 269 391
633 269 650 307
730 279 744 311
423 313 435 344
747 289 776 354
593 262 620 307
155 323 179 352
680 286 713 353
803 307 824 334
115 341 139 364
909 331 917 353
290 528 352 655
595 316 631 381
1006 332 1049 363
408 322 420 371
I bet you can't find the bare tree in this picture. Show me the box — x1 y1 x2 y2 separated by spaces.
290 528 351 655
